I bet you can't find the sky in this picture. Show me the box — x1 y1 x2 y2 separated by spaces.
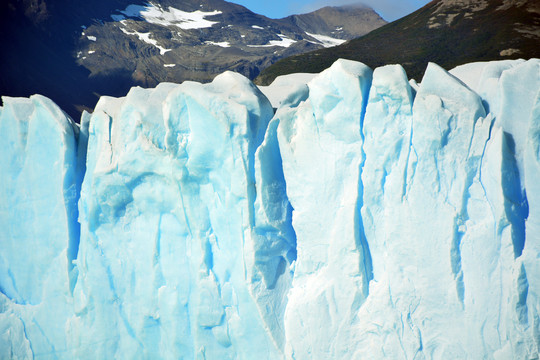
232 0 432 22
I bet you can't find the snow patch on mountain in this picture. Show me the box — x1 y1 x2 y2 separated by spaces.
116 3 222 30
205 41 231 48
248 34 296 48
120 26 171 55
305 32 346 47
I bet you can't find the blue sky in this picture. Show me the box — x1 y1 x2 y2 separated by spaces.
232 0 432 22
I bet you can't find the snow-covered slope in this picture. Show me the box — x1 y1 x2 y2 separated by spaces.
0 58 539 359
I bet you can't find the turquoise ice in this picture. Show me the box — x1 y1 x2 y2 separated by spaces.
0 58 539 359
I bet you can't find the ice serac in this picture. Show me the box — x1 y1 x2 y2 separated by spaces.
70 73 283 359
276 59 373 358
357 62 498 358
452 59 540 358
524 86 540 356
505 60 540 357
0 95 82 358
361 64 414 283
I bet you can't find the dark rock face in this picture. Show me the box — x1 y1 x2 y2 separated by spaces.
256 0 540 85
0 0 386 120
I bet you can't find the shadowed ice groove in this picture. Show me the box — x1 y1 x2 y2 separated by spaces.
499 132 529 258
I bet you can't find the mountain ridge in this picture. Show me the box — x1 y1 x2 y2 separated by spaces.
0 0 386 119
255 0 540 85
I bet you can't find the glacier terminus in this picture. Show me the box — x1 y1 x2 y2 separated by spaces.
0 58 539 359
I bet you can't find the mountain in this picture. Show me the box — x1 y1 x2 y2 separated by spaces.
1 58 539 359
285 4 385 41
255 0 540 85
0 0 385 119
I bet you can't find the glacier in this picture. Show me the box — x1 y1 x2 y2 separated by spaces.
0 58 539 359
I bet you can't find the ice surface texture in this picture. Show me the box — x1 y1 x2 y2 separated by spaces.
0 58 539 359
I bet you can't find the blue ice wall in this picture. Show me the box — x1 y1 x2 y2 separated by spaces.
1 59 539 359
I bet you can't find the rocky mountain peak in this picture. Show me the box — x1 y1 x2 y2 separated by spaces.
256 0 539 85
1 0 387 119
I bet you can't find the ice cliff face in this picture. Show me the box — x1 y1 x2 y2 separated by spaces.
0 58 539 359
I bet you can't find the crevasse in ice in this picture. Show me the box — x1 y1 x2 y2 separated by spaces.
0 58 539 359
